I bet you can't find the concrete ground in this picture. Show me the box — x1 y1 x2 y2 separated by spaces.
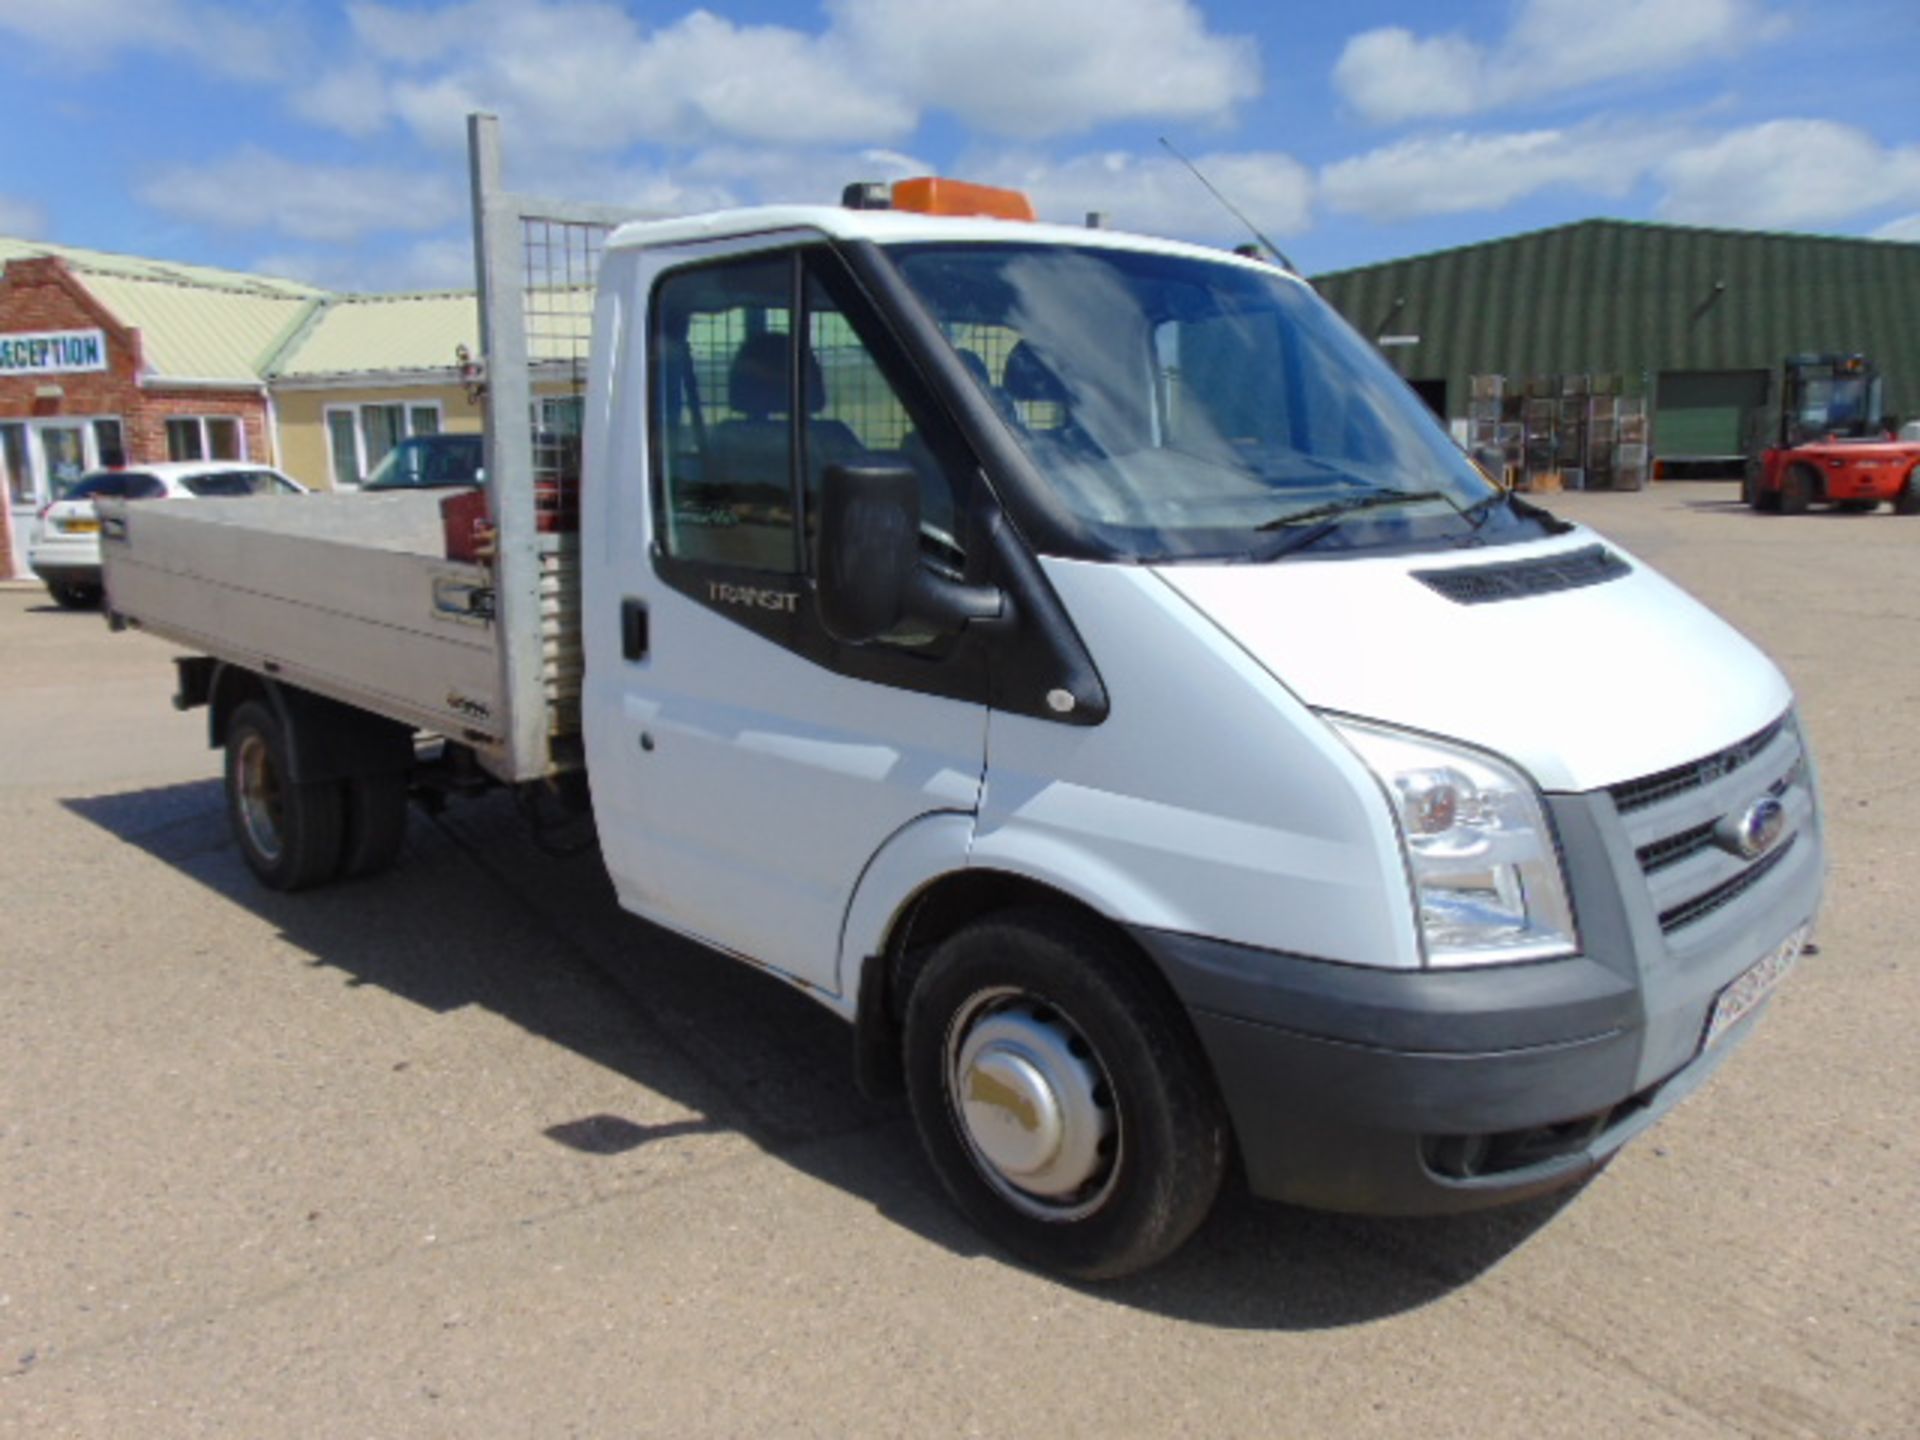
1 483 1915 1438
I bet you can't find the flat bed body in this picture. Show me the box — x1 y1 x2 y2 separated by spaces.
102 492 580 776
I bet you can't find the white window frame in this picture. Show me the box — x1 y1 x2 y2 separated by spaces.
323 400 444 488
165 415 248 463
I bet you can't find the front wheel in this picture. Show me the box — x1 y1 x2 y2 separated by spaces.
903 910 1228 1280
225 700 344 891
1780 463 1817 515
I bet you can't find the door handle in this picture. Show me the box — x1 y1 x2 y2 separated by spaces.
621 597 649 661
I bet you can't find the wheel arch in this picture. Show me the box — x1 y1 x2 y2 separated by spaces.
850 857 1189 1103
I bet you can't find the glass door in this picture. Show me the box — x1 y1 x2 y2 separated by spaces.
6 421 98 576
36 423 89 498
2 421 28 577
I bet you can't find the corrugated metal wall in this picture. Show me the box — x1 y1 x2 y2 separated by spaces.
1311 221 1920 429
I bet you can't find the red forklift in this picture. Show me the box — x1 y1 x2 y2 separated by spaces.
1745 353 1920 513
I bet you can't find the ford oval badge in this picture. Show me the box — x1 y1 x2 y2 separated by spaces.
1717 796 1787 860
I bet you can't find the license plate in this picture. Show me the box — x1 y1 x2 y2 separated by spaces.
62 518 100 534
1704 925 1808 1050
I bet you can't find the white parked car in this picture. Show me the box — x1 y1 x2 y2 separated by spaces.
28 461 307 608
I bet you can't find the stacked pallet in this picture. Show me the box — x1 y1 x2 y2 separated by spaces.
1469 374 1649 491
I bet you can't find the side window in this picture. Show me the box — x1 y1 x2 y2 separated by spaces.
653 255 799 572
804 265 970 572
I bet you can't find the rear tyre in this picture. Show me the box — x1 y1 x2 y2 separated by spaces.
1779 464 1816 515
1896 469 1920 516
902 909 1229 1280
338 771 410 880
225 700 344 892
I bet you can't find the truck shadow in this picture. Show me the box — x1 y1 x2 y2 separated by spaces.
64 778 1569 1330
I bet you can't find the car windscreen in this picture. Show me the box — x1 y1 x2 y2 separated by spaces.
891 243 1530 562
181 470 299 498
362 437 483 491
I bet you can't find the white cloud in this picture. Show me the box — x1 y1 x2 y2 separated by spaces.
0 0 292 81
289 64 394 139
254 236 478 293
323 1 915 153
1334 0 1786 125
138 149 463 244
1331 29 1483 128
676 145 927 207
1655 121 1920 228
829 0 1259 138
969 149 1312 244
1321 126 1673 221
0 193 48 239
298 0 1256 156
1872 214 1920 243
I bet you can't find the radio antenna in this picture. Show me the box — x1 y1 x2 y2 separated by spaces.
1158 136 1297 273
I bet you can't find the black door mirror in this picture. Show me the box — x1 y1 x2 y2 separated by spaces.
816 463 921 643
816 463 1003 645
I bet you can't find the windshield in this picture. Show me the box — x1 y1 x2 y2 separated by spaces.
892 244 1519 561
362 435 483 491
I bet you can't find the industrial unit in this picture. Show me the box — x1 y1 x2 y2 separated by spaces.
1312 219 1920 483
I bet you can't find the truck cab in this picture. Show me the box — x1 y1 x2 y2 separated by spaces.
579 194 1825 1276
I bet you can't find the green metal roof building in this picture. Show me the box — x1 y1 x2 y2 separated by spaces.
1311 219 1920 474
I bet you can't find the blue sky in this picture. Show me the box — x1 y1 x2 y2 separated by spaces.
0 0 1916 291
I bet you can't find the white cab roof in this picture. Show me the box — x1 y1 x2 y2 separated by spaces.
605 205 1303 281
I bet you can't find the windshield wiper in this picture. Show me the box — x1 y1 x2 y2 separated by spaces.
1253 488 1452 557
1460 488 1509 528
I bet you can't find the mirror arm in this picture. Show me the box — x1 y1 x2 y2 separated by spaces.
906 569 1006 630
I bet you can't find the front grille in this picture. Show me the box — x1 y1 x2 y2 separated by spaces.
1658 835 1798 933
1610 717 1785 814
1414 543 1631 605
1608 712 1807 943
1637 820 1717 874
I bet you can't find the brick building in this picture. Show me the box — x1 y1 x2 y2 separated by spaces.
0 239 319 577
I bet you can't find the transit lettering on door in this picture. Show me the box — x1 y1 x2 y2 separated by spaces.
708 581 798 613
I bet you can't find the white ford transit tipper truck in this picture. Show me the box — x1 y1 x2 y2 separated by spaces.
100 122 1824 1278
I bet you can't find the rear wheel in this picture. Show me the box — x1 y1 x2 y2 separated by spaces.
1779 463 1817 515
337 771 410 880
1897 468 1920 516
225 700 344 891
903 909 1228 1280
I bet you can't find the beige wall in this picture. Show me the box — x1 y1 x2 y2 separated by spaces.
273 382 481 491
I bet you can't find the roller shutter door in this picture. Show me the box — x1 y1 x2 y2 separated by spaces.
1655 369 1768 458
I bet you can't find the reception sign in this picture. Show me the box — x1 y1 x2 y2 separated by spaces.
0 329 108 376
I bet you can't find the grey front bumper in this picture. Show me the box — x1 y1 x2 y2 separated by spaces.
1131 746 1826 1215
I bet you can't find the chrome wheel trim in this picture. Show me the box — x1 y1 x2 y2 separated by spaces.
235 731 286 865
944 986 1120 1223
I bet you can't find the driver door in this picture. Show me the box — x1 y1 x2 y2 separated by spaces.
587 238 991 996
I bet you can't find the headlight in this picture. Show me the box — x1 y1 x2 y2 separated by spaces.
1326 716 1577 967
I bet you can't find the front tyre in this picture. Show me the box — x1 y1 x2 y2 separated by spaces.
225 700 344 891
1780 463 1817 515
903 910 1228 1280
